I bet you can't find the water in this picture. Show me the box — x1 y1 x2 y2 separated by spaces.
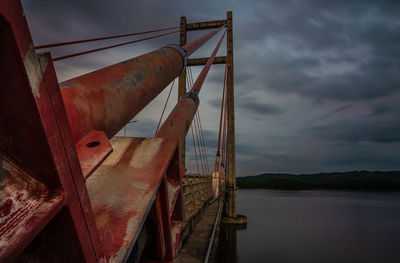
216 189 400 263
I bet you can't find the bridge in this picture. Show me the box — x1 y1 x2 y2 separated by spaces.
0 1 246 262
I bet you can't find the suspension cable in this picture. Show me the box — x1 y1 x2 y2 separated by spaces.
213 60 228 173
187 69 206 175
180 31 227 175
217 61 228 156
52 30 179 61
155 79 175 135
189 66 210 174
195 116 206 175
184 74 200 175
197 111 211 174
35 26 179 49
190 125 201 175
191 30 226 92
196 112 210 175
189 70 206 175
189 67 211 175
183 25 225 57
221 74 228 169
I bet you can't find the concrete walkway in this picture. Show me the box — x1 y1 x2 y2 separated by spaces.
175 200 219 263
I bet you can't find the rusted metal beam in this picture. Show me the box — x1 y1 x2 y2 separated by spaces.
187 56 226 66
186 19 227 31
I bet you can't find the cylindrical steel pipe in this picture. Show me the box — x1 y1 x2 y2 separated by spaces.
155 97 197 140
60 26 225 144
156 31 226 142
61 47 183 143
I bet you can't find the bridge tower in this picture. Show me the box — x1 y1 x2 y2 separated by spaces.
178 12 247 224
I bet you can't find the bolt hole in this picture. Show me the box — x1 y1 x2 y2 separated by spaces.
87 141 100 148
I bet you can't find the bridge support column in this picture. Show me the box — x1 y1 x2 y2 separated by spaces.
222 11 247 225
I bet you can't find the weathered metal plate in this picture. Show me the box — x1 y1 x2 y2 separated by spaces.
75 130 113 180
86 137 178 262
171 220 183 257
166 180 181 218
0 154 63 261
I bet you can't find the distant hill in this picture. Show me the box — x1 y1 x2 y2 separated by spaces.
236 171 400 191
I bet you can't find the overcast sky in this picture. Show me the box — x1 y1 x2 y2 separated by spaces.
22 0 400 176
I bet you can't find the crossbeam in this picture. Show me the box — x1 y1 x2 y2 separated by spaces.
187 56 226 66
186 19 227 31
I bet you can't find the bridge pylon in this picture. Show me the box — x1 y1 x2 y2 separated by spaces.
179 11 247 225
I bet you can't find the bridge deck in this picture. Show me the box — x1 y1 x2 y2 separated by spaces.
175 199 220 263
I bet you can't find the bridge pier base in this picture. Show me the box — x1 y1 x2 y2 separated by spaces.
221 214 247 225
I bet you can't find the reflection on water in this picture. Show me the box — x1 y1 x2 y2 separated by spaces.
215 224 246 263
216 189 400 263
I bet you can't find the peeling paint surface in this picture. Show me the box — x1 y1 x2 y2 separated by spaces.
0 155 63 259
23 44 47 98
171 221 183 258
86 137 178 262
167 181 180 217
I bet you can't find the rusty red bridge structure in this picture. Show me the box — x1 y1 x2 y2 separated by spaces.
0 1 246 262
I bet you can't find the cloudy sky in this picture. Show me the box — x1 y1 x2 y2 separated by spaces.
22 0 400 176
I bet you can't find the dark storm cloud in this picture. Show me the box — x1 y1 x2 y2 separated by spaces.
316 104 351 120
21 0 400 174
208 97 284 115
234 0 400 101
310 118 400 143
321 151 400 166
369 105 400 116
236 98 284 115
23 0 400 102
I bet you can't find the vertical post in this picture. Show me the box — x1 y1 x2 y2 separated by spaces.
226 11 236 218
178 16 187 172
223 11 247 225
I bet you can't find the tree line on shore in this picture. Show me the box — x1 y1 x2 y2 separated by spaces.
236 171 400 191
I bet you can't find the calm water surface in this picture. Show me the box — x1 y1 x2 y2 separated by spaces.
216 189 400 263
